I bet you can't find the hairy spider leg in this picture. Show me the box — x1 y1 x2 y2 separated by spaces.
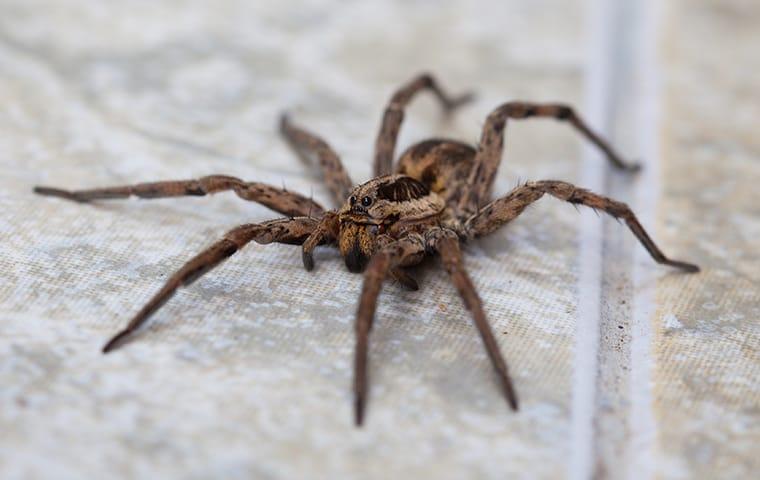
429 229 519 411
459 102 641 216
353 234 426 425
35 175 324 218
102 217 319 353
301 211 340 271
280 114 354 206
374 73 474 177
465 180 699 272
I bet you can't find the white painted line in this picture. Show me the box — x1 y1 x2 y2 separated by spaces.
570 0 612 478
628 0 662 478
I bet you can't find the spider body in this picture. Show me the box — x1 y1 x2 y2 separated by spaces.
336 138 480 274
34 73 699 426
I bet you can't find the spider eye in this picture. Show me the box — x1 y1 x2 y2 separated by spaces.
361 196 373 207
349 195 358 205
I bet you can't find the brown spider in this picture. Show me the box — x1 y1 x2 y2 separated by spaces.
34 73 699 426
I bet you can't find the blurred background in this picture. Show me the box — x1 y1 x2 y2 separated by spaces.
0 0 757 479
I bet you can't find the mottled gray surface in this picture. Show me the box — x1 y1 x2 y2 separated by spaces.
653 1 760 477
0 1 757 479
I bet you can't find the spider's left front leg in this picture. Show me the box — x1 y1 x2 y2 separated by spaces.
102 216 318 352
353 234 426 425
465 180 699 272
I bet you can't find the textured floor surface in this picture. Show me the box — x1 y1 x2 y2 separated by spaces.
0 1 757 479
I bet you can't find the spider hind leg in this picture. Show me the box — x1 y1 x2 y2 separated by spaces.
280 114 354 207
374 73 474 177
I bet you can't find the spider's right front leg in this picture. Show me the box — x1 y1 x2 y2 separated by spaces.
34 175 324 218
102 216 318 353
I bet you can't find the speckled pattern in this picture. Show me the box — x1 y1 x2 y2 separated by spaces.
0 1 756 479
652 1 760 478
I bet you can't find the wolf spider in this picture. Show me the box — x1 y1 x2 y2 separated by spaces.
34 73 699 425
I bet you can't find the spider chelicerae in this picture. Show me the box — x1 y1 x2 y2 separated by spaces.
34 73 699 426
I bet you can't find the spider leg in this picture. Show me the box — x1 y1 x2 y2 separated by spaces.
374 73 474 177
458 102 640 215
34 175 324 218
428 229 519 411
354 234 426 425
301 211 340 271
102 216 318 353
390 267 419 291
377 232 420 290
280 114 354 206
465 180 700 272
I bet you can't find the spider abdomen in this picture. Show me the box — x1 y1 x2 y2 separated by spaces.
396 139 476 207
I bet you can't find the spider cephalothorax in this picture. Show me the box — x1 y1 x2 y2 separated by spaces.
34 73 699 426
337 175 444 272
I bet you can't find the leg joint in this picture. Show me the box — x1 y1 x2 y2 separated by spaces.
555 105 574 120
417 72 434 87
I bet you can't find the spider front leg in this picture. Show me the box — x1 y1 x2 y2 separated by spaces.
374 73 474 177
280 114 354 206
102 216 318 353
465 180 700 272
35 175 324 218
458 102 641 215
301 211 340 271
353 234 426 425
427 228 519 411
